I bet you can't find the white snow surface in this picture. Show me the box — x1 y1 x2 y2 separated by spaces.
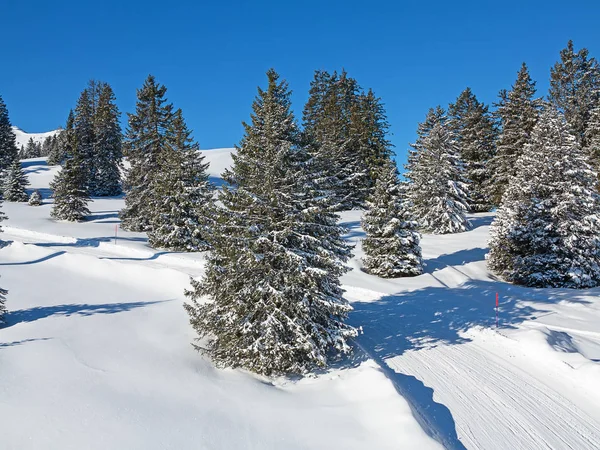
1 152 600 449
11 126 61 149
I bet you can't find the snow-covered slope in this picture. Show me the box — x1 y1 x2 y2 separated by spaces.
1 153 599 449
12 126 61 149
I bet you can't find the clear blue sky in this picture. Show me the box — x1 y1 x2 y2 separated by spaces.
2 0 600 167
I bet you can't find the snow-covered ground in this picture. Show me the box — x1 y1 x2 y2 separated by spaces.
11 126 61 149
1 152 599 449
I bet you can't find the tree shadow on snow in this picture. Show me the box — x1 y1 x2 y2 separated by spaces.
34 235 149 249
0 250 66 266
3 300 171 328
347 265 593 449
467 214 495 229
424 247 488 273
0 337 52 349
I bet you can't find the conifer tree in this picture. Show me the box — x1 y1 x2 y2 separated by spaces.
362 162 423 277
48 115 72 165
586 105 600 168
92 83 122 196
41 135 53 157
0 95 18 174
488 107 600 288
184 69 356 376
147 109 213 251
120 75 174 232
28 190 42 206
24 137 40 158
549 40 600 146
50 132 90 222
3 159 29 201
448 88 496 212
302 70 369 209
350 89 394 187
73 89 95 192
487 63 540 205
405 108 470 233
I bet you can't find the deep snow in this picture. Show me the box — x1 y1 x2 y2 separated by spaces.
1 152 599 449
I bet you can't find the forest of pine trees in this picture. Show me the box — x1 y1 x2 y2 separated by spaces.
1 38 599 374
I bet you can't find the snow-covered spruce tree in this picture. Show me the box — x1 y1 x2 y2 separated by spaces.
586 105 600 168
48 113 73 165
23 137 40 159
350 89 394 189
73 88 96 193
28 190 42 206
302 70 369 209
92 82 122 196
50 135 90 222
487 63 540 206
549 40 600 147
147 109 213 251
405 108 470 233
41 135 53 157
120 75 174 232
488 106 600 288
448 88 496 212
0 95 18 174
184 69 356 376
3 158 29 201
362 162 423 277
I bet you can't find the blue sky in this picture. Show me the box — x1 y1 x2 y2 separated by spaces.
2 0 600 167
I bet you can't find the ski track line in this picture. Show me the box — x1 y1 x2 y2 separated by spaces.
388 341 600 450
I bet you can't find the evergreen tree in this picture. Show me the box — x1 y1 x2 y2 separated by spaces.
24 137 40 159
350 89 394 186
50 132 90 222
302 70 369 209
48 116 72 166
405 108 470 233
120 75 174 232
28 190 42 206
41 135 53 157
147 109 213 251
586 105 600 168
73 89 95 192
184 69 356 376
549 40 600 146
362 162 423 277
3 159 29 201
448 88 496 212
92 83 122 196
488 107 600 288
0 95 18 174
487 63 540 205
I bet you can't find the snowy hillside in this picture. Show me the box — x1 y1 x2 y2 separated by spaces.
12 126 61 148
1 152 599 449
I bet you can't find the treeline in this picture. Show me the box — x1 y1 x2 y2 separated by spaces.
404 40 600 288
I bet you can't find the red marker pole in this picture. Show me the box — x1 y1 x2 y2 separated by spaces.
495 292 499 328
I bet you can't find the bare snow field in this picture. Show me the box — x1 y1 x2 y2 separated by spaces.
1 148 600 449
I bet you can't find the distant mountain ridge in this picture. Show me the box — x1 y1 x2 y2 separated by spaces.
12 126 61 149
